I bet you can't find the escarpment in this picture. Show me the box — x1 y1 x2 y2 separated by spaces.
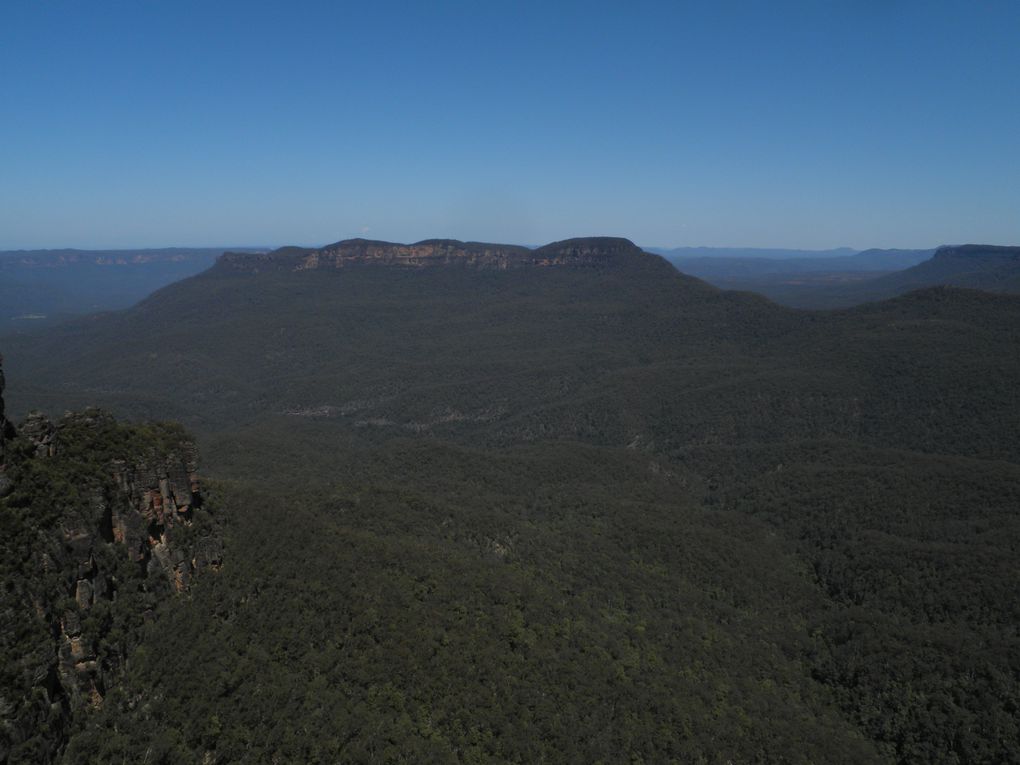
0 365 222 764
215 236 660 273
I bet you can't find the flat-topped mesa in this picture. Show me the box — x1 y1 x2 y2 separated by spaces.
216 236 649 273
531 237 647 267
215 247 314 273
934 244 1020 260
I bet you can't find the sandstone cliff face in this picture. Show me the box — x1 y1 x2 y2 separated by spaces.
300 238 533 270
0 391 221 764
216 236 651 274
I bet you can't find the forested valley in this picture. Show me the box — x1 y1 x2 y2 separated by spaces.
2 239 1018 763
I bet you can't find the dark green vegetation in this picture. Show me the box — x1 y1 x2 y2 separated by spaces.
0 248 262 333
0 405 220 764
2 237 1019 762
681 245 1020 309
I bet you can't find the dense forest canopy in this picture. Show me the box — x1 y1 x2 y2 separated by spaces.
2 239 1019 763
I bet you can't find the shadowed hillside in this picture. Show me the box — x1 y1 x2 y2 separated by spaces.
5 239 1018 460
851 244 1020 299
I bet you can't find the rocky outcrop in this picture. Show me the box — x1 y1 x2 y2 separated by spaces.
216 236 652 274
17 412 54 458
300 238 533 270
0 401 221 764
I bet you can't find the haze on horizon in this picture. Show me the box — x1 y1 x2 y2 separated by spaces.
1 0 1018 251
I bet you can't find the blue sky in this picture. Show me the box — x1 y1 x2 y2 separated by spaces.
1 0 1018 249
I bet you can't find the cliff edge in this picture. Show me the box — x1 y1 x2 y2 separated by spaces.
214 236 661 274
0 360 222 764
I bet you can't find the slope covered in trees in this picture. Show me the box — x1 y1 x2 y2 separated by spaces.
5 240 1018 460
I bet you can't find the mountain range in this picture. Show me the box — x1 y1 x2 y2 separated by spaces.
667 244 1020 308
646 245 861 260
0 248 263 332
828 244 1020 304
2 237 1019 763
661 248 934 279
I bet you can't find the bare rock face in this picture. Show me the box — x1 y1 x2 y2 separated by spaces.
301 238 533 270
0 399 222 764
216 236 652 274
18 411 55 457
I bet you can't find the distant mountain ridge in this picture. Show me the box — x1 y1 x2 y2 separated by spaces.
0 247 264 332
874 243 1020 292
216 237 660 273
658 244 1020 308
0 248 250 267
664 248 934 281
646 246 859 260
758 243 1020 308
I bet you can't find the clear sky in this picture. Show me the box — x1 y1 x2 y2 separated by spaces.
1 0 1018 250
